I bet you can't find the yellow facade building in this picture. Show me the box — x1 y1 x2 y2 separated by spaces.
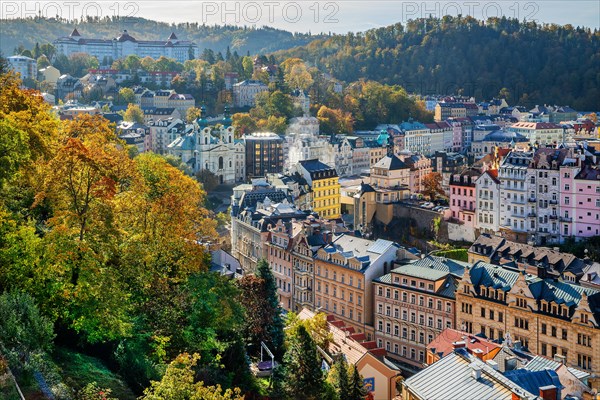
297 159 341 219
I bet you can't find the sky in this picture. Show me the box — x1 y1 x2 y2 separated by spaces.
2 1 599 33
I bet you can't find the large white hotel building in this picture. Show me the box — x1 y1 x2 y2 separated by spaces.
53 29 199 63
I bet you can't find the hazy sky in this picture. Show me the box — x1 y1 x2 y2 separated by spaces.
2 1 599 33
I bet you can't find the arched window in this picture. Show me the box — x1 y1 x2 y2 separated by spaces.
205 137 208 145
229 160 232 168
218 156 224 170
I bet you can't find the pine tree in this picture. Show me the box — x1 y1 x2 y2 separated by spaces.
283 325 325 400
256 258 285 357
348 365 368 400
328 356 350 399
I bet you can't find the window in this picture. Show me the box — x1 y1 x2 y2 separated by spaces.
481 307 486 318
541 323 547 335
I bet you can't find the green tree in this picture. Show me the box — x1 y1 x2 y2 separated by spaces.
256 258 285 356
195 168 219 191
282 325 325 399
0 119 30 187
0 291 55 370
123 54 142 71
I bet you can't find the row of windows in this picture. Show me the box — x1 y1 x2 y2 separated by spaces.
317 282 362 305
316 297 362 323
376 288 452 312
376 340 425 363
316 267 363 289
480 307 504 322
376 306 451 329
376 321 441 345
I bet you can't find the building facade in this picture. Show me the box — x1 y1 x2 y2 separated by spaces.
456 261 600 389
54 29 198 63
314 234 399 338
373 256 467 373
243 132 284 178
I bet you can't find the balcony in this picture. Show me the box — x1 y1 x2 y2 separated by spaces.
549 215 558 220
528 197 536 202
560 217 572 222
550 199 558 205
528 213 537 218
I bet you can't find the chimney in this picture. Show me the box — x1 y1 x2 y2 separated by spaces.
472 348 485 360
471 365 482 380
452 341 466 349
486 360 499 370
539 385 558 400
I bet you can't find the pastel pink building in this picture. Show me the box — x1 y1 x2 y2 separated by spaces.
449 168 480 229
570 165 600 239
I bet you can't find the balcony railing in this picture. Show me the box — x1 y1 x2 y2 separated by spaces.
560 217 572 222
528 197 536 202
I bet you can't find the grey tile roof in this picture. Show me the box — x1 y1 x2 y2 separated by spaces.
403 349 536 400
469 261 521 292
525 356 590 380
372 155 408 171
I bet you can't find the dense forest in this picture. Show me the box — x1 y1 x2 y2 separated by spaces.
0 16 324 57
274 16 600 110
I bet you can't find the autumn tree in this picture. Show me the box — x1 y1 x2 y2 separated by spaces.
123 103 145 124
118 87 136 105
317 105 353 134
0 119 30 187
186 106 202 123
285 312 332 350
421 172 445 200
232 112 257 137
140 353 243 400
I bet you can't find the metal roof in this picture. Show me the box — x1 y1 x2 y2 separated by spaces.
403 349 536 400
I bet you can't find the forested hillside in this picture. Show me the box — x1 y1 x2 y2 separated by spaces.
274 16 600 110
0 16 324 57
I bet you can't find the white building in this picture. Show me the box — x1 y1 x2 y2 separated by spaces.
167 113 245 183
285 118 336 172
54 29 198 63
475 170 501 235
233 80 268 107
498 150 534 243
8 55 36 81
507 122 565 146
399 120 432 156
148 117 186 154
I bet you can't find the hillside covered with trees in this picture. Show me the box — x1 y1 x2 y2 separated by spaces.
0 16 324 57
274 16 600 110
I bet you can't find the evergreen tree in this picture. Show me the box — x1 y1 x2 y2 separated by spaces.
328 356 350 399
256 258 285 357
348 365 368 400
283 325 325 400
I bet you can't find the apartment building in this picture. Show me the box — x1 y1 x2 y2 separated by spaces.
449 168 480 228
456 261 600 389
373 256 467 373
242 131 284 178
499 150 534 243
295 159 341 220
314 234 399 338
475 169 501 235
